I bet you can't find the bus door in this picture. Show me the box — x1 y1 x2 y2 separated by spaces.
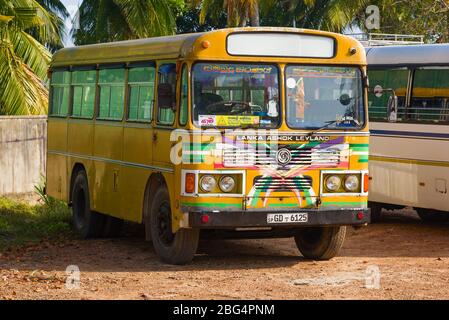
153 62 177 170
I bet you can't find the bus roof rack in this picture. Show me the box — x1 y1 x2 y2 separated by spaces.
348 33 424 47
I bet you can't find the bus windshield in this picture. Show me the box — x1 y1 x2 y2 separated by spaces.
192 63 280 128
285 66 364 129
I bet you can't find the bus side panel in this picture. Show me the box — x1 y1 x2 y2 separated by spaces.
369 122 449 211
121 125 153 223
67 119 94 204
93 122 123 217
46 118 68 201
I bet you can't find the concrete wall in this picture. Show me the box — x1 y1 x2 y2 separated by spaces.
0 116 47 196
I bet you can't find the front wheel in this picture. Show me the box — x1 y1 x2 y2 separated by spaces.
294 226 346 260
148 186 199 265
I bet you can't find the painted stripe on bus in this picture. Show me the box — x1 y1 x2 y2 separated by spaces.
47 150 174 173
370 155 449 168
371 129 449 140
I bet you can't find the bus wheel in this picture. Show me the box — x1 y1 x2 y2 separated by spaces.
71 170 104 238
149 186 199 265
415 208 449 223
294 226 346 260
103 216 124 238
368 202 383 223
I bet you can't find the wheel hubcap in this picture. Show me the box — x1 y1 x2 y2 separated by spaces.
157 201 174 245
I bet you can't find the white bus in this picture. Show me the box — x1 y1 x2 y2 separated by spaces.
366 44 449 222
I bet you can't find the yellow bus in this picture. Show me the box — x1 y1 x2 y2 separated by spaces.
46 27 370 264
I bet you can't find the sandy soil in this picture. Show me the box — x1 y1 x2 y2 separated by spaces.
1 209 449 300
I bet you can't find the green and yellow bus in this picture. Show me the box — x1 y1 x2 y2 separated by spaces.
47 27 370 264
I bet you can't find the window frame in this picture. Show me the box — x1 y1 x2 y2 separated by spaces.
126 62 156 123
368 64 449 125
409 66 449 124
49 68 71 118
156 62 177 127
284 63 367 131
69 66 97 120
178 63 189 126
96 65 127 122
367 66 410 122
190 61 282 129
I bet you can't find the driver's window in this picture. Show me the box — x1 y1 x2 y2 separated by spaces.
157 63 176 125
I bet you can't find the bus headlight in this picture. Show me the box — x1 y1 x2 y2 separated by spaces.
325 175 341 192
200 175 216 192
219 176 235 193
344 175 359 192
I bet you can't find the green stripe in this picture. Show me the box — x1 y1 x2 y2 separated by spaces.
357 155 369 162
180 202 241 208
350 143 369 147
183 143 214 151
321 201 366 207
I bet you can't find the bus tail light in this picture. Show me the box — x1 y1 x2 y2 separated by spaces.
185 173 195 193
363 173 369 193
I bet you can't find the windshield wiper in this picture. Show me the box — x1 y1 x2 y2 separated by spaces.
306 120 339 137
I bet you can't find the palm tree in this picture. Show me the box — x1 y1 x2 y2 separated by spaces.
0 0 64 115
191 0 263 27
73 0 182 45
275 0 368 32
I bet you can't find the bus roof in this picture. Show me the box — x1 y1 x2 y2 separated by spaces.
366 43 449 67
51 27 366 68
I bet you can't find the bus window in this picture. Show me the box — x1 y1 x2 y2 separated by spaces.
157 63 176 125
128 66 155 122
98 68 126 120
192 63 280 128
368 68 408 121
72 70 96 118
50 71 70 116
411 67 449 122
286 66 364 129
179 64 188 126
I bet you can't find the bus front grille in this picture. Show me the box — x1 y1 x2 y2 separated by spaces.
223 147 340 167
253 176 313 192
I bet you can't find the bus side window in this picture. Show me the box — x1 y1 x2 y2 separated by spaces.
71 70 96 118
128 66 155 122
179 64 188 126
98 68 126 120
157 63 176 125
368 68 408 121
50 70 70 117
411 67 449 122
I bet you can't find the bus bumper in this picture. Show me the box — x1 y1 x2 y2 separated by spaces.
188 208 370 229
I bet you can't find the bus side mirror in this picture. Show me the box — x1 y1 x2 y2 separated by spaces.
157 83 175 109
387 92 398 122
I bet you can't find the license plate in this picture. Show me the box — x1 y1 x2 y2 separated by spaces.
266 213 308 224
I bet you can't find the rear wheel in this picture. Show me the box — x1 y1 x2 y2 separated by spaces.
415 208 449 223
294 226 346 260
148 186 199 265
71 170 104 238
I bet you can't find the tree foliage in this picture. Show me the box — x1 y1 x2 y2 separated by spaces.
0 0 62 115
359 0 449 43
73 0 183 45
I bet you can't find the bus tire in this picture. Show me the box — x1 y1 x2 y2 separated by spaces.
415 208 449 223
294 226 346 260
103 216 124 238
368 202 383 223
149 186 199 265
71 170 104 238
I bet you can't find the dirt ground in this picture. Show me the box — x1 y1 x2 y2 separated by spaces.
1 209 449 300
